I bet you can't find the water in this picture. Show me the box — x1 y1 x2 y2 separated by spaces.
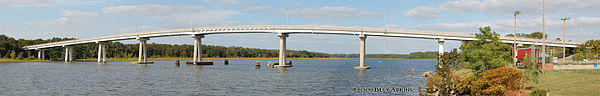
0 59 436 95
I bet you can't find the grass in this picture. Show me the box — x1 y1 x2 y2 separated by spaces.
75 57 349 61
526 70 600 96
0 58 51 63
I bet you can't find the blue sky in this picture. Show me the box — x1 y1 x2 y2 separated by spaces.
1 0 599 54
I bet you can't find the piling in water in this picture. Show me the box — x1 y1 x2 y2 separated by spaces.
255 61 261 69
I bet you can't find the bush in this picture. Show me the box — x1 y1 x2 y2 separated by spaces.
470 67 523 95
520 55 542 84
529 89 547 96
453 75 473 95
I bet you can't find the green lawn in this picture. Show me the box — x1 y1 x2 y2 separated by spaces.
526 70 600 96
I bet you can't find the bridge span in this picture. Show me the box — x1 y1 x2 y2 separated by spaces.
23 25 582 69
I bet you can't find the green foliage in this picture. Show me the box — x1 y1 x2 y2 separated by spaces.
329 51 438 59
9 50 16 59
436 48 461 95
529 32 546 39
461 26 512 75
0 34 330 60
453 75 473 95
471 67 523 95
572 39 600 61
529 89 547 96
504 32 545 39
519 55 542 84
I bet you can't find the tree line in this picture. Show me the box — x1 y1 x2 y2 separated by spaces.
329 51 438 59
0 34 330 60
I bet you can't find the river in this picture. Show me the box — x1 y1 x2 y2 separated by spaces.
0 59 436 95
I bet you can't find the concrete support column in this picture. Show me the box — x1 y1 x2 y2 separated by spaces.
136 38 149 62
97 42 108 63
41 49 45 60
438 38 445 55
133 37 153 64
64 46 69 62
37 49 42 60
102 43 107 63
69 46 73 62
192 35 204 64
354 34 370 69
276 33 290 67
64 46 73 62
98 43 103 63
143 40 148 62
193 37 198 63
138 40 143 62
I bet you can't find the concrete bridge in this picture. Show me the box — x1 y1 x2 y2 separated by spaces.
23 25 582 69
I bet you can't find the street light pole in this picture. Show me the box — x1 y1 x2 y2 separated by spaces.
514 11 520 67
561 17 570 59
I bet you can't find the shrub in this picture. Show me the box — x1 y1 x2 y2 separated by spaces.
529 89 547 96
453 75 473 95
470 67 523 95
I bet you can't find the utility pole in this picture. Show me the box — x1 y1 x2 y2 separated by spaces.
513 11 520 67
541 0 546 74
561 17 571 59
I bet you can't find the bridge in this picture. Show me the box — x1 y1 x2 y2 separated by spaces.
24 25 582 69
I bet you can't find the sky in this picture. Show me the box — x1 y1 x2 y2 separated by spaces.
1 0 599 54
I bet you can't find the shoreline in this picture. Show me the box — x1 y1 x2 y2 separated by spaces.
75 57 349 61
0 58 52 63
1 57 438 63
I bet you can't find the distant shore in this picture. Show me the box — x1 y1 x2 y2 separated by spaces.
0 58 52 63
75 57 348 61
1 57 437 63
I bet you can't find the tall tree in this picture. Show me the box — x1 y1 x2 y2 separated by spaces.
460 26 512 75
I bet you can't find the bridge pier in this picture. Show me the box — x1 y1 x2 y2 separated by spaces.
354 34 370 69
275 33 291 67
133 37 153 64
64 46 73 62
97 42 108 63
186 34 213 65
438 38 444 55
37 49 45 60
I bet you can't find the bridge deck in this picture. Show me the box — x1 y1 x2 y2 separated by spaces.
23 25 581 50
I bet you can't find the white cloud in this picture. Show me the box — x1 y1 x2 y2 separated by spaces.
26 17 85 37
61 10 99 17
179 5 207 12
402 16 600 42
0 0 106 7
274 6 383 19
403 6 439 19
404 0 600 18
251 22 275 25
575 17 600 25
292 2 302 6
217 0 254 5
243 6 269 13
161 10 241 27
102 4 175 15
102 4 211 15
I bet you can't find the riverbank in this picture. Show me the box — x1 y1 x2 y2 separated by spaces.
367 58 435 60
75 57 349 61
526 70 600 96
0 58 51 63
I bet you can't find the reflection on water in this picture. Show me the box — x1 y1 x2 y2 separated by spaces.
0 59 435 95
358 69 366 80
